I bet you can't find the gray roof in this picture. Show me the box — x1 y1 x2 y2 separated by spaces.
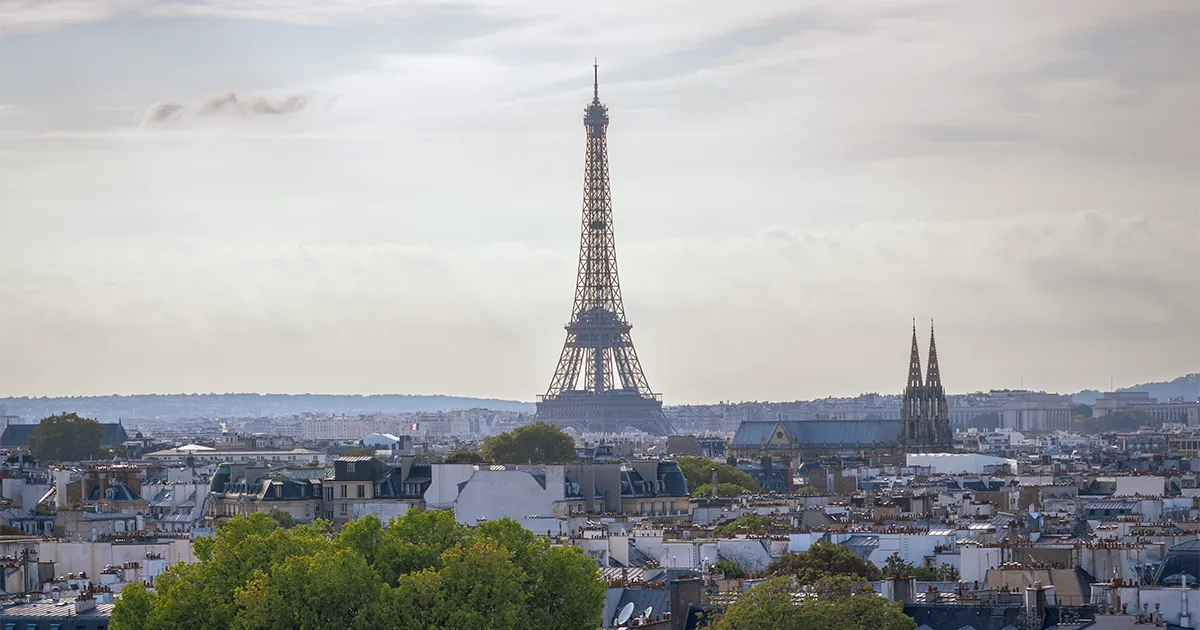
731 419 899 448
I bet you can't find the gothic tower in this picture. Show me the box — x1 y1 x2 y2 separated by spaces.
534 65 673 436
899 321 925 447
900 320 953 451
926 321 953 448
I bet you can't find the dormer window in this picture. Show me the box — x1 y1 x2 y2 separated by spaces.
347 462 356 474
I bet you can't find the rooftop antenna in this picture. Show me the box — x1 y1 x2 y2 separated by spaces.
593 58 599 101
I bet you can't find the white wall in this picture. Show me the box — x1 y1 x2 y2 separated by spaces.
350 502 411 522
959 546 1003 584
39 540 196 580
450 468 566 527
424 464 477 510
1115 476 1165 497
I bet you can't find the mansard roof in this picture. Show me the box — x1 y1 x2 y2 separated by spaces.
731 419 899 448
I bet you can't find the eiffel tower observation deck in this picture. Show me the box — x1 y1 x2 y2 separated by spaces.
534 65 673 436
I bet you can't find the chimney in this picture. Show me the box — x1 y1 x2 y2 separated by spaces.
1024 582 1047 622
669 578 702 630
889 576 915 603
711 468 718 499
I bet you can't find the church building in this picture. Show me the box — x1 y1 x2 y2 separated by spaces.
729 322 953 469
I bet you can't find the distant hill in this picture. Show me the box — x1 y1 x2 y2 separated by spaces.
1073 373 1200 405
0 393 536 423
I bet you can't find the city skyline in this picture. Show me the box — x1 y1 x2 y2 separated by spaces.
1 1 1197 402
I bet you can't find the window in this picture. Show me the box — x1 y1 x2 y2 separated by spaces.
340 503 348 515
357 485 365 498
347 462 356 474
324 487 333 502
341 485 347 498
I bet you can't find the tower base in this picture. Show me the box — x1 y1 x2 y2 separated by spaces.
535 390 673 436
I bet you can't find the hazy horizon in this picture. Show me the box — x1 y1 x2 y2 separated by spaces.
2 1 1197 403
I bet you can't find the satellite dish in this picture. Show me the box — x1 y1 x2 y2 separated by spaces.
615 602 635 625
642 606 654 619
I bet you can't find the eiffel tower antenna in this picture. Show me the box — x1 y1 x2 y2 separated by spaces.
534 65 672 436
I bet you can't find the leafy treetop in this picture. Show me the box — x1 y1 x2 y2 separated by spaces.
765 541 882 584
675 456 760 496
480 423 576 464
109 510 606 630
29 413 103 463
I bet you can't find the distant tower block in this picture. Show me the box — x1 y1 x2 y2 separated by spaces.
534 64 673 436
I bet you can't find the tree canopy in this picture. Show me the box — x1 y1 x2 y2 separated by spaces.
880 553 958 581
675 456 760 496
480 423 576 464
765 541 882 584
713 576 914 630
714 514 777 537
29 412 103 463
444 450 485 464
692 482 752 497
109 511 605 630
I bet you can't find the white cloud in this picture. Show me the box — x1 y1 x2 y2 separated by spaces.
0 212 1194 399
2 0 1198 399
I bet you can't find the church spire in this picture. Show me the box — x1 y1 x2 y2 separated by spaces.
926 319 943 392
907 319 924 391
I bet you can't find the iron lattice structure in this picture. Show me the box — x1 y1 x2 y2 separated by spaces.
535 66 673 436
899 320 953 451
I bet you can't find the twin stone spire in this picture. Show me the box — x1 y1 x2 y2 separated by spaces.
900 321 953 450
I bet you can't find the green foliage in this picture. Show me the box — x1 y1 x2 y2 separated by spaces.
794 486 822 496
692 482 750 497
676 456 761 496
766 541 882 584
112 511 606 630
28 412 103 463
1073 403 1093 419
444 450 485 464
715 513 776 537
879 553 957 581
109 583 154 630
481 423 576 464
713 577 803 630
712 559 748 580
266 509 294 529
712 576 915 630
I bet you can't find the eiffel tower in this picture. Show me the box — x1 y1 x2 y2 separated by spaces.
534 65 673 436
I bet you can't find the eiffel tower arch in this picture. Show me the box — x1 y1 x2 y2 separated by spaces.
534 65 673 436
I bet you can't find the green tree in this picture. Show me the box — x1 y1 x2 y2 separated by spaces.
713 577 804 630
714 576 914 630
481 423 576 464
439 540 529 630
445 450 485 464
766 541 881 584
1073 403 1093 419
712 559 748 579
233 548 381 629
110 582 155 630
693 482 751 497
794 486 822 496
28 412 103 462
113 511 606 630
266 509 295 529
715 514 776 537
675 456 760 495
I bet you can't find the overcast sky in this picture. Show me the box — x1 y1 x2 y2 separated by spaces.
1 0 1197 403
